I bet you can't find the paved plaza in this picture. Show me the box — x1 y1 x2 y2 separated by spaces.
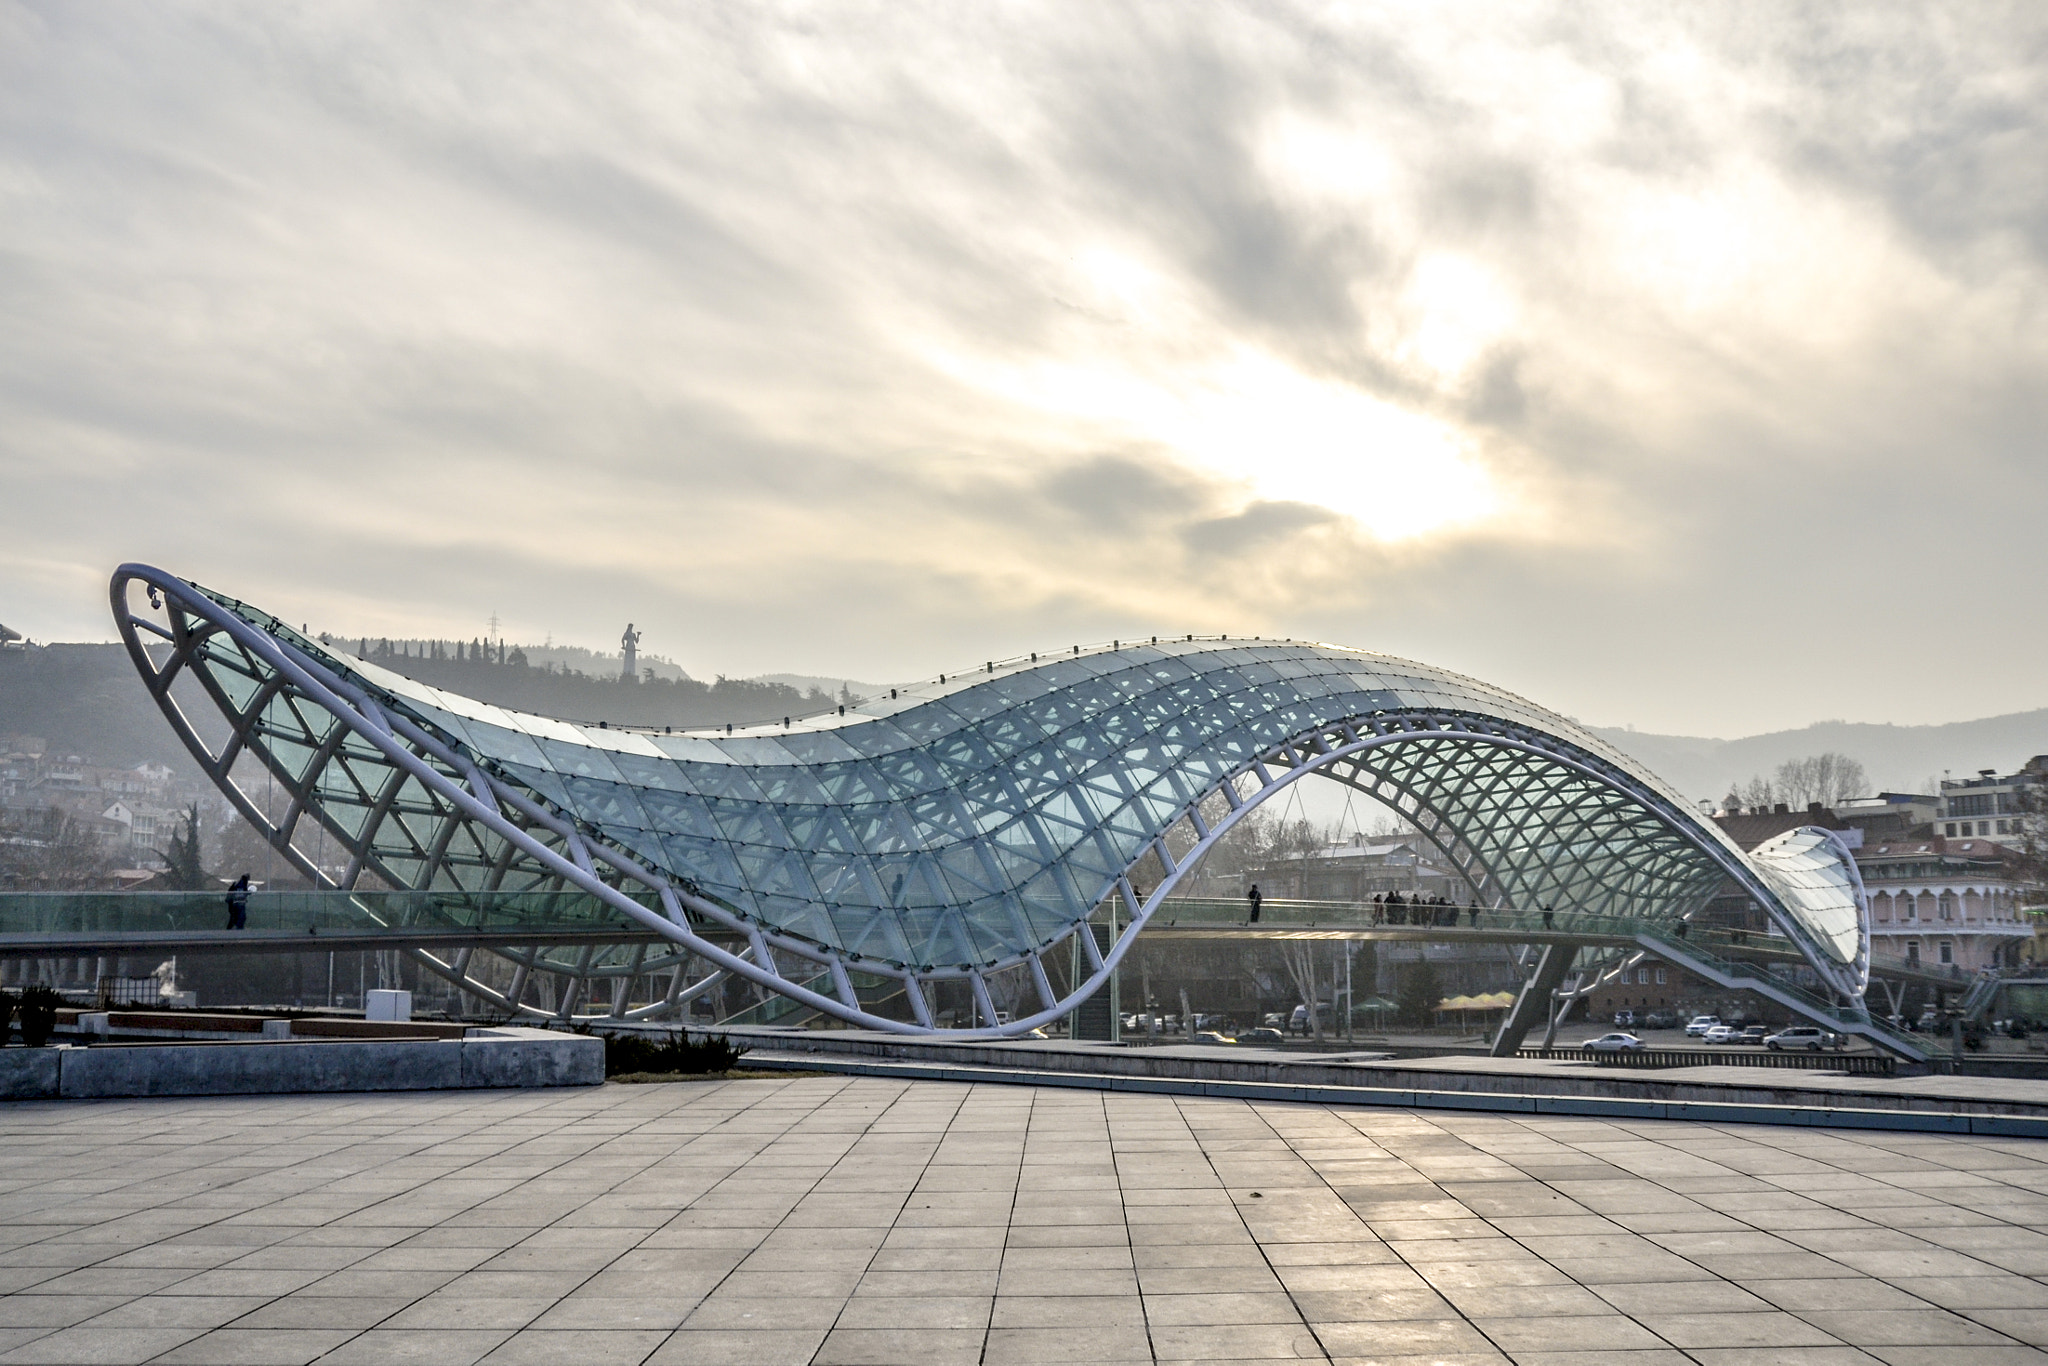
0 1078 2046 1365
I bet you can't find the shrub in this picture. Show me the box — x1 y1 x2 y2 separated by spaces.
17 986 60 1049
604 1030 747 1077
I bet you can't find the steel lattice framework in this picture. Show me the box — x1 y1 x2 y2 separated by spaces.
112 564 1871 1033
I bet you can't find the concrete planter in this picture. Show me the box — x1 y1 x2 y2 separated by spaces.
0 1028 600 1101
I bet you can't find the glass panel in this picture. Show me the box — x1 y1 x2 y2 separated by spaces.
185 589 1862 987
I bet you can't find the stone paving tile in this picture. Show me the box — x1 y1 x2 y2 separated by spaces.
4 1079 2048 1365
152 1327 356 1364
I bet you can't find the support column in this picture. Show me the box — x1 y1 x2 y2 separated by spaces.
1490 943 1577 1056
1069 924 1120 1041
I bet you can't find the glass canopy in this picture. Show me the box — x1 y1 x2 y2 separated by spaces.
121 569 1868 1008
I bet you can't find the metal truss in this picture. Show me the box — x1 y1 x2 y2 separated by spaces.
112 564 1872 1036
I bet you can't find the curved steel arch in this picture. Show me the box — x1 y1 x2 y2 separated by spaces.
111 564 1870 1034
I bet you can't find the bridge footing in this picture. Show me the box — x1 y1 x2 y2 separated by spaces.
1491 944 1577 1057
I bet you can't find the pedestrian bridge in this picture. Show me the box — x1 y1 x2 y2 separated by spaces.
104 563 1903 1052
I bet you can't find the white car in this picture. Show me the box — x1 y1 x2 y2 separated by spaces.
1764 1026 1844 1051
1684 1015 1721 1038
1586 1032 1645 1052
1702 1025 1741 1045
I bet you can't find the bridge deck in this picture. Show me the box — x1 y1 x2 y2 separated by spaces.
1132 897 1967 991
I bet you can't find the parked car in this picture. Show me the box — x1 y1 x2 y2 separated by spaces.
1685 1015 1721 1037
1587 1032 1646 1052
1613 1009 1638 1028
1739 1025 1769 1045
1644 1010 1680 1031
1764 1026 1845 1051
1703 1025 1741 1045
1288 1004 1335 1034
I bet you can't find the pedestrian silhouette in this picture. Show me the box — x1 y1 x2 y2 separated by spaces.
225 874 250 930
1247 883 1262 924
1541 904 1554 930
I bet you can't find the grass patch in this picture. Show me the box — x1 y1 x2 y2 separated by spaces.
601 1030 748 1078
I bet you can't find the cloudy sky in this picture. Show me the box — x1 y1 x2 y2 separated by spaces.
3 2 2044 737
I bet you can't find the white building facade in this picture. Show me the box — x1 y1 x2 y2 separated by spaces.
1858 836 2032 972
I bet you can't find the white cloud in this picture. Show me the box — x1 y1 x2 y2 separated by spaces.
2 2 2045 735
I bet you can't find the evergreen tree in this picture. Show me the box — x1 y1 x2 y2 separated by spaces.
1395 959 1442 1028
160 803 208 890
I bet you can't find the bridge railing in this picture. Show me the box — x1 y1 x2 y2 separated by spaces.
1633 925 1939 1058
0 889 655 938
1148 895 1775 957
1144 896 1962 987
1519 1045 1897 1076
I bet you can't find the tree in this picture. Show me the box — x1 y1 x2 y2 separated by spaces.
1395 959 1443 1029
1730 753 1868 812
0 807 114 889
2013 766 2048 921
1278 940 1326 1042
159 803 208 890
1733 776 1777 812
1776 753 1868 807
1198 804 1322 879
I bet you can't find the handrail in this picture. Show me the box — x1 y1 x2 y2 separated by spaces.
0 889 653 937
1140 896 1963 987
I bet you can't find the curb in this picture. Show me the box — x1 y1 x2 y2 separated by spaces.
743 1052 2048 1138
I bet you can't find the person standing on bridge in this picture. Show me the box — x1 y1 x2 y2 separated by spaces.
225 874 250 930
1247 883 1262 923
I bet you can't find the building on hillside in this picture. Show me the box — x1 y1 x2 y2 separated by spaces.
1255 831 1464 902
1938 758 2046 841
1833 793 1940 841
1858 835 2033 972
1579 952 1739 1023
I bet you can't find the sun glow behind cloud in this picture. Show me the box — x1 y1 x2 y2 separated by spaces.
950 345 1503 542
4 3 2047 734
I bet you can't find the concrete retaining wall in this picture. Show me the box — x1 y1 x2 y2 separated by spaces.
0 1027 601 1100
705 1026 2048 1122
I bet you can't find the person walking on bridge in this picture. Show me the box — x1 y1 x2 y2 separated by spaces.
224 874 250 930
1247 883 1262 923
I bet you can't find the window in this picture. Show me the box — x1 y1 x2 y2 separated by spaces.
1940 894 1955 921
1655 967 1667 985
1939 942 1954 965
1945 823 1957 836
1906 941 1920 963
1998 820 2011 835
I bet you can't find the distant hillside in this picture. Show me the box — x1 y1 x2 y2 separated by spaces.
1590 710 2048 806
0 642 836 769
755 673 889 702
0 644 214 777
336 644 829 728
329 636 693 682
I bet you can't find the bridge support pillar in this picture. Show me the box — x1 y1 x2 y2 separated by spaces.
1069 925 1120 1042
1491 944 1576 1057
